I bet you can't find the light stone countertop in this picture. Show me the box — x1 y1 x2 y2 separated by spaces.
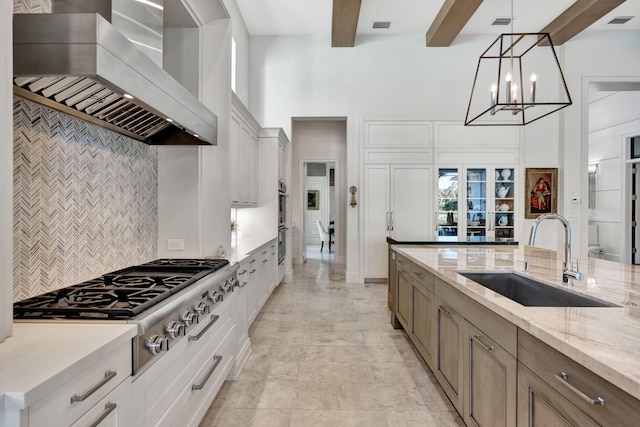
0 323 137 411
392 244 640 401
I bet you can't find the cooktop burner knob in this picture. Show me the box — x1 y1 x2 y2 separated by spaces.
164 321 186 339
193 302 210 315
221 281 233 293
145 335 168 354
208 291 222 304
180 310 199 326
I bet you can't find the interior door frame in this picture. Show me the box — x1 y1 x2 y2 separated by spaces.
298 158 341 263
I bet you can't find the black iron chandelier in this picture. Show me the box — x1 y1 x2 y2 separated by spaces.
464 2 572 126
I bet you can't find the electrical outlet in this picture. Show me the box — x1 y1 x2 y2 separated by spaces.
566 215 579 221
167 238 184 251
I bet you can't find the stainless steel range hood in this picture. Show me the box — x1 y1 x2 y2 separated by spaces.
13 12 217 146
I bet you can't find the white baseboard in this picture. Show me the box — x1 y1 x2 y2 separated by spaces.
284 270 294 282
345 271 361 284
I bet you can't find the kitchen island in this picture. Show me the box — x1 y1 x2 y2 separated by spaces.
391 244 640 426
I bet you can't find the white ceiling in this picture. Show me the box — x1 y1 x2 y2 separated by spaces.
234 0 640 38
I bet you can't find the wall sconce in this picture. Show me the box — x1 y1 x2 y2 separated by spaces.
350 186 358 207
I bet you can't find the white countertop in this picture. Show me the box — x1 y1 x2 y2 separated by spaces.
392 244 640 401
231 233 277 263
0 323 137 411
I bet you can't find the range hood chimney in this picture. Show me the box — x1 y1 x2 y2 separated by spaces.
13 0 217 145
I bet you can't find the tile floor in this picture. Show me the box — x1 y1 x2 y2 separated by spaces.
199 259 464 427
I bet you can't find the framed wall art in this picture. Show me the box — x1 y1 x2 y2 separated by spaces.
307 190 319 210
525 168 558 219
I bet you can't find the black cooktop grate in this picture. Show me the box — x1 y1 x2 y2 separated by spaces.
13 258 230 320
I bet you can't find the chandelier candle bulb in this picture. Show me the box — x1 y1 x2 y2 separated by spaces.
491 83 497 114
530 73 537 103
512 83 518 104
506 73 512 103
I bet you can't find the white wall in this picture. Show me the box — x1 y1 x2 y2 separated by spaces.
563 30 640 256
291 120 347 265
245 31 640 277
222 0 250 105
158 7 232 258
1 0 12 341
588 91 640 262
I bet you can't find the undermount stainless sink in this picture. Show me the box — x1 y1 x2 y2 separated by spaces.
458 272 617 307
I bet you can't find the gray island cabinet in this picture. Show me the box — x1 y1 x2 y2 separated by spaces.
389 245 640 427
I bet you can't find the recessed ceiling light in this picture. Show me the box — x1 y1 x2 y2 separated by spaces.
608 16 634 25
166 118 173 122
123 93 134 99
193 134 199 138
372 21 391 29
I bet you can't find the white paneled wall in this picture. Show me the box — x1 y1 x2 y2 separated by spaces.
588 90 640 262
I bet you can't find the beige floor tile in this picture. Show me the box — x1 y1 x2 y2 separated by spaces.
199 259 464 427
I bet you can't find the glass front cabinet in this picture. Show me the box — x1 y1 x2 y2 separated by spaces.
437 166 516 240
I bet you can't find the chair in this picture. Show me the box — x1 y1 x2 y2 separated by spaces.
317 220 331 252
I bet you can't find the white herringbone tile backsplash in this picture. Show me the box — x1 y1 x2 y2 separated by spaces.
13 97 159 301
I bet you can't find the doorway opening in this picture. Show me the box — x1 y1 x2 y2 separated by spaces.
291 118 347 268
304 162 336 261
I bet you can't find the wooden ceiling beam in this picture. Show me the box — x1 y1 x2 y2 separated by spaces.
540 0 626 45
332 0 362 47
426 0 484 47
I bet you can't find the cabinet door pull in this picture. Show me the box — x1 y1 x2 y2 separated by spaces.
262 250 268 255
390 212 394 231
249 259 256 264
473 334 495 352
70 370 117 403
413 271 424 279
87 402 117 427
192 355 223 391
188 315 220 341
250 269 256 274
438 305 452 317
434 211 438 232
239 281 248 287
555 372 605 406
262 259 268 263
238 269 247 275
386 212 390 231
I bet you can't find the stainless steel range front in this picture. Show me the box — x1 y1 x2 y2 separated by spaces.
14 258 238 375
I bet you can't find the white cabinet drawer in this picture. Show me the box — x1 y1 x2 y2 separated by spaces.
29 340 131 427
69 377 132 427
132 298 234 427
157 324 236 427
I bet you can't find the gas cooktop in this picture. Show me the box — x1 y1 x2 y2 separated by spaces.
13 258 229 320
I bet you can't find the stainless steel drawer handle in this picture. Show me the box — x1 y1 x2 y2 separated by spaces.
192 355 222 391
262 259 268 263
438 305 452 317
473 334 495 352
249 259 256 264
556 372 605 407
262 250 268 254
188 315 220 341
250 269 256 274
70 370 117 403
87 402 117 427
413 271 424 279
238 269 247 275
239 281 248 287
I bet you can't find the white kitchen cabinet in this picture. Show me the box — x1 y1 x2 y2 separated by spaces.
364 164 432 280
26 340 132 427
230 93 260 207
69 378 132 427
131 296 235 427
436 165 517 240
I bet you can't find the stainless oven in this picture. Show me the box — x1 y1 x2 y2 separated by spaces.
278 180 287 227
278 226 286 264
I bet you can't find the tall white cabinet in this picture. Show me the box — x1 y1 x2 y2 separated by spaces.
361 119 520 281
230 93 259 207
365 165 432 279
363 119 434 281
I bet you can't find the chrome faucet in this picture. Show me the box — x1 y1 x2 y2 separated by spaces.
528 213 584 283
